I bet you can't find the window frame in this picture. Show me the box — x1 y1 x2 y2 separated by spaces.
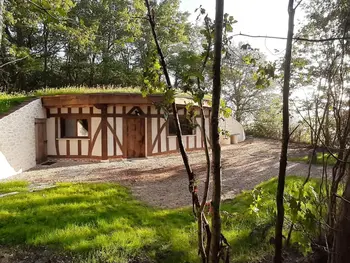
167 115 196 136
59 117 90 139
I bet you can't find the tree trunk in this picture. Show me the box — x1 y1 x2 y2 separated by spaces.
0 0 4 46
90 54 96 86
210 0 224 262
43 23 49 88
274 1 295 262
333 170 350 263
15 24 27 91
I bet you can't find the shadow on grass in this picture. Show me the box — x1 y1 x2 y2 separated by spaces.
0 176 316 263
0 183 199 263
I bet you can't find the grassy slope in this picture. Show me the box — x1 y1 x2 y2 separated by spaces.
289 152 337 166
0 177 317 263
0 87 146 114
0 93 30 114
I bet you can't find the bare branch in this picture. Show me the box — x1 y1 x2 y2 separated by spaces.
0 56 29 68
335 194 350 205
233 33 350 43
294 0 304 10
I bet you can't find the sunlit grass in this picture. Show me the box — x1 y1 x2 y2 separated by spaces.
1 86 211 114
0 93 31 114
289 152 337 166
0 177 318 263
34 86 160 96
0 181 28 194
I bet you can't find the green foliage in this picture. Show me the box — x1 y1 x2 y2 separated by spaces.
289 152 338 166
0 0 189 91
0 93 31 114
246 95 282 139
247 176 325 255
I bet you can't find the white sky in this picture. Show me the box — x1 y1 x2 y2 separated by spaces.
180 0 304 62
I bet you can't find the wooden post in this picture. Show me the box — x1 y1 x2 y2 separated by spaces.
101 105 108 160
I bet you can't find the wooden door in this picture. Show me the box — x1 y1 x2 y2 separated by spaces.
35 118 48 164
126 118 145 158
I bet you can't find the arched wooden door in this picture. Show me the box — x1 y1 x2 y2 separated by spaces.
126 117 145 158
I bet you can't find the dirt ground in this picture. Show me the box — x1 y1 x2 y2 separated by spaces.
5 138 323 208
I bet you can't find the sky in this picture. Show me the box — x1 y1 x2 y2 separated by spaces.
179 0 304 62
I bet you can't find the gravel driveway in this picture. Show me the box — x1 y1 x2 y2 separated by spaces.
4 138 324 208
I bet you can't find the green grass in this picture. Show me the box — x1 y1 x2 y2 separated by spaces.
0 177 317 263
0 181 29 194
289 152 337 166
0 93 31 114
34 86 158 96
1 86 210 114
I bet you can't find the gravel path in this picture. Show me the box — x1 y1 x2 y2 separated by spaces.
4 138 324 208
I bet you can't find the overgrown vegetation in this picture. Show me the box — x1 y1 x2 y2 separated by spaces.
0 86 203 114
289 153 338 166
0 177 321 263
0 93 29 114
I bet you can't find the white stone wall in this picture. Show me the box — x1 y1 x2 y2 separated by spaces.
0 99 46 179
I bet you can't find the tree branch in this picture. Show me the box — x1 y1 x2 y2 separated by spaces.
0 56 29 68
233 33 350 43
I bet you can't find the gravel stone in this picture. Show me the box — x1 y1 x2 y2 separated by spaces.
3 138 325 208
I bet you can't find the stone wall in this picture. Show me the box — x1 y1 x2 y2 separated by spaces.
0 99 46 179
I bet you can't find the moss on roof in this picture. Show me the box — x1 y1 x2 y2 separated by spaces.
0 86 211 114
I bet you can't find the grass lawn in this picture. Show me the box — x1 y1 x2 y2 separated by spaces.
0 177 318 263
0 181 29 194
289 152 337 166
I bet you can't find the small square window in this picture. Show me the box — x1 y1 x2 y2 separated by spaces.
60 118 89 138
168 116 194 136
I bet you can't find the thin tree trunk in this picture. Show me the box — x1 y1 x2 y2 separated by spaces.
274 0 295 262
0 0 4 46
43 23 49 88
90 54 96 86
333 170 350 263
144 1 197 200
210 0 224 262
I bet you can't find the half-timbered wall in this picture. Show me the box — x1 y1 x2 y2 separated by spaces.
46 104 211 159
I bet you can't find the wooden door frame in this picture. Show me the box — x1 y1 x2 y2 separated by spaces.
35 118 48 164
123 116 146 158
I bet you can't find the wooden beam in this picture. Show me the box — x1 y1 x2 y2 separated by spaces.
42 93 164 108
147 106 152 156
157 108 161 153
101 105 108 160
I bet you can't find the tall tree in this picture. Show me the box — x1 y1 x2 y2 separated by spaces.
210 0 224 262
274 0 295 262
0 0 3 46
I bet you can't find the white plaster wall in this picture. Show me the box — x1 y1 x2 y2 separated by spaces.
188 136 195 148
116 118 123 155
0 99 46 179
152 118 158 154
107 117 114 157
91 117 101 156
47 118 56 155
81 140 89 155
168 137 177 151
160 119 166 152
220 116 246 144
